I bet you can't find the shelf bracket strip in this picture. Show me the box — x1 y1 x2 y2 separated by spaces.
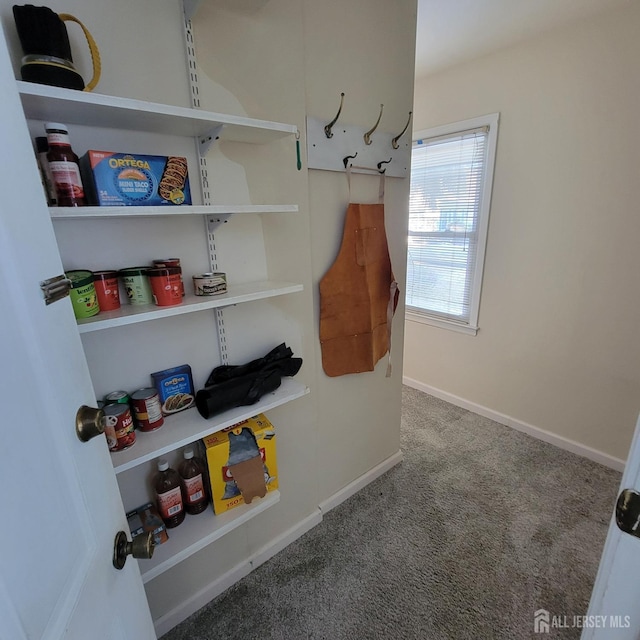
182 0 229 365
183 0 201 22
206 214 231 233
199 124 224 156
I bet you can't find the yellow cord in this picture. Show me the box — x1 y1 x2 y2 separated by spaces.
58 14 101 92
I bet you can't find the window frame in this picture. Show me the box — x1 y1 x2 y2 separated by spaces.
406 113 499 336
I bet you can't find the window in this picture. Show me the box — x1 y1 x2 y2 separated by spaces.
406 113 499 335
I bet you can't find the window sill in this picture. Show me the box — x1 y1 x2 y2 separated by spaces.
405 310 478 336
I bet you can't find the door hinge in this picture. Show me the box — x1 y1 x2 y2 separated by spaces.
40 274 71 305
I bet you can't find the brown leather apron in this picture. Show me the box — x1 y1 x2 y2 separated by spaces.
319 178 399 377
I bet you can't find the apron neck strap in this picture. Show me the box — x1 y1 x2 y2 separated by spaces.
345 165 386 204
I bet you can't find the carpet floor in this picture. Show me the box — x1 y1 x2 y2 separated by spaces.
162 386 621 639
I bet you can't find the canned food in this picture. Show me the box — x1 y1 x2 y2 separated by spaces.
153 258 184 297
192 272 227 296
146 267 182 307
93 270 121 311
153 258 181 268
130 388 164 432
118 267 154 305
103 403 135 452
66 270 99 319
104 390 130 406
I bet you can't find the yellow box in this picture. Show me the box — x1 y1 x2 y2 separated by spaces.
202 413 278 514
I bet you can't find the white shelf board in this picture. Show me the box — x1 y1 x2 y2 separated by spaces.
184 0 271 22
140 490 280 583
77 281 303 333
50 204 298 219
18 81 297 144
111 378 309 474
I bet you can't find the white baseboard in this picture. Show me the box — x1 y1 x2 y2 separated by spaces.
319 450 404 514
153 450 403 636
403 377 625 472
250 510 323 570
153 510 321 638
153 558 253 638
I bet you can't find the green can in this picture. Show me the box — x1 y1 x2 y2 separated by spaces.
118 267 154 305
103 390 131 406
66 270 100 319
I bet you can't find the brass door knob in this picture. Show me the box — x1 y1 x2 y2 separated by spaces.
113 530 155 570
75 405 105 442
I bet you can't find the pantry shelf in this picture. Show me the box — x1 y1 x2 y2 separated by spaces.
183 0 271 22
18 81 296 143
111 378 309 474
50 204 298 219
140 490 280 583
76 281 303 333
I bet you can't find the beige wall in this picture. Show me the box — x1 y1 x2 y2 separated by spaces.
405 2 640 462
303 0 416 498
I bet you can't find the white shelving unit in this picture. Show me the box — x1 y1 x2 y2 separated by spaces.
77 281 303 333
21 81 307 580
50 204 298 219
141 490 280 583
18 81 296 144
112 378 308 474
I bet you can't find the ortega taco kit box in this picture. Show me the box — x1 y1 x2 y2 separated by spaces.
151 364 195 416
80 151 192 206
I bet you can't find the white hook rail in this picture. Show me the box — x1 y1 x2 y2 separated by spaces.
305 115 410 178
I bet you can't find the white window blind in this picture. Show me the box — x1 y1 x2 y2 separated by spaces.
406 115 498 332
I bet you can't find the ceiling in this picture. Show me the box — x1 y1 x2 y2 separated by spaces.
415 0 632 78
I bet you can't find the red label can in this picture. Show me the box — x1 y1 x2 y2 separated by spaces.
103 403 136 451
146 267 182 307
153 258 184 297
130 388 164 432
93 270 121 311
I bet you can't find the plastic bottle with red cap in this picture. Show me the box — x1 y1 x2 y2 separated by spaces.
179 447 209 515
154 459 185 528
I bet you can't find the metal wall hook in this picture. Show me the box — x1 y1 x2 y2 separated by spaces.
344 153 388 174
343 152 358 168
364 104 384 145
392 111 412 149
324 92 345 139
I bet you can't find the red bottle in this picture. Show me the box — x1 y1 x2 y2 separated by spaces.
45 122 86 206
154 459 185 528
179 447 209 515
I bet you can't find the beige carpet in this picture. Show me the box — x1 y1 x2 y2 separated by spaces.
162 386 621 639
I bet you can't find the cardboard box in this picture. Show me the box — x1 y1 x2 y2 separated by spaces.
80 150 192 206
126 502 169 546
202 414 278 514
151 364 195 416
